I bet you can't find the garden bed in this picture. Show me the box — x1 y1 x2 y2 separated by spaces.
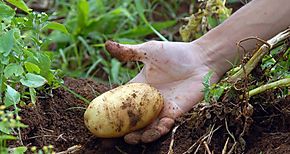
17 77 290 154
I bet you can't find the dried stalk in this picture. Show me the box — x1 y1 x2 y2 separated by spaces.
228 28 290 82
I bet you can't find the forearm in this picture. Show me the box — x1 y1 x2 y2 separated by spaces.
195 0 290 76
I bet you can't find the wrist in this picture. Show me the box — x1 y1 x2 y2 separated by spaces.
192 33 240 77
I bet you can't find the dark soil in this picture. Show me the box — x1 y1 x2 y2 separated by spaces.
15 77 290 154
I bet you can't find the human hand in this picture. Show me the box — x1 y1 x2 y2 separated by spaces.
105 40 221 144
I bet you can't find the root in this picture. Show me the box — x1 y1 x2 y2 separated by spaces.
56 145 81 154
222 137 229 154
182 125 221 154
167 125 181 154
203 141 212 154
115 146 128 154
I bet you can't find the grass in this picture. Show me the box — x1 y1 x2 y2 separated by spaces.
48 0 185 85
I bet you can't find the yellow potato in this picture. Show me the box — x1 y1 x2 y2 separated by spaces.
84 83 164 138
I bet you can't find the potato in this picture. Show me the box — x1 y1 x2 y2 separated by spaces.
84 83 164 138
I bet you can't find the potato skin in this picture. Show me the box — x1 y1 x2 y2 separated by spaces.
84 83 164 138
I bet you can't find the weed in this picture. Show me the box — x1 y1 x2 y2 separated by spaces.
0 1 67 153
0 1 66 106
0 105 27 153
180 0 232 41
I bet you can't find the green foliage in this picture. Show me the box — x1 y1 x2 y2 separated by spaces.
49 0 179 84
202 71 213 103
202 71 230 103
6 0 32 13
4 85 20 107
11 146 27 154
180 0 232 41
261 44 290 79
134 0 168 41
0 105 27 153
258 40 290 96
203 32 290 102
0 2 69 152
0 2 66 107
0 3 15 19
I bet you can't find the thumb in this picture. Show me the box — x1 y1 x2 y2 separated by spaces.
105 40 147 62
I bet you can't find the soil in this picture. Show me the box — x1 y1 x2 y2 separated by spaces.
12 77 289 154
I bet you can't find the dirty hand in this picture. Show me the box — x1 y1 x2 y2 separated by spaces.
105 40 220 144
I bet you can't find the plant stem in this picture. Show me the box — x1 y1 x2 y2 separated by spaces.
249 78 290 97
0 64 4 104
134 0 168 41
228 28 290 82
61 84 90 104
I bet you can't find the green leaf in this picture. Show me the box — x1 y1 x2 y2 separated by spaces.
4 63 24 78
0 122 11 134
0 54 9 65
11 146 27 154
84 7 136 35
0 3 15 20
0 134 16 140
26 52 54 84
6 0 32 14
24 62 40 74
202 71 213 102
76 0 89 33
111 59 121 84
117 20 176 38
207 16 218 28
0 30 14 55
212 86 225 101
4 85 20 107
0 73 3 103
43 22 69 34
20 73 47 88
29 87 36 104
93 0 105 14
134 0 167 41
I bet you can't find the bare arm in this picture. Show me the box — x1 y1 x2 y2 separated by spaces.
196 0 290 76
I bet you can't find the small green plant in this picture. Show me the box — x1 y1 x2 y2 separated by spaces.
180 0 232 41
202 71 230 103
0 1 68 153
203 28 290 103
0 1 66 106
30 145 55 154
0 105 27 154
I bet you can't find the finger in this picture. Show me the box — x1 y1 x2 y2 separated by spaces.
105 40 147 62
124 130 143 144
141 117 175 143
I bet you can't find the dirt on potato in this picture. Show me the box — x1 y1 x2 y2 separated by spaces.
12 77 290 154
